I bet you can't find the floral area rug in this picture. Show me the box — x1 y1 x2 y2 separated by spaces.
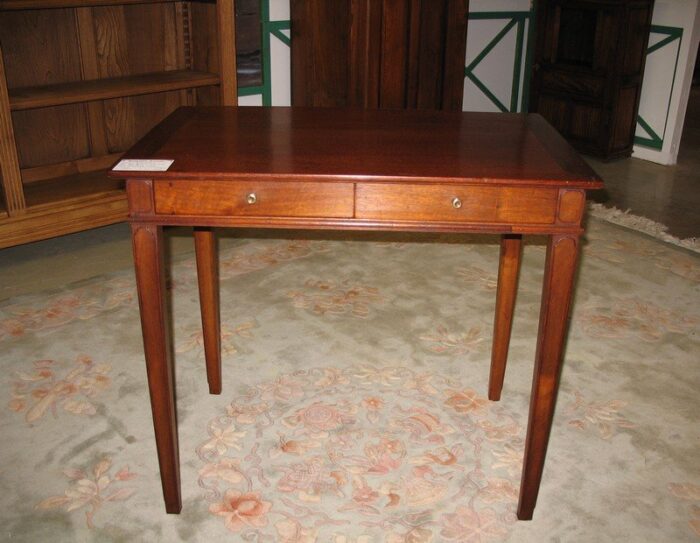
0 216 698 542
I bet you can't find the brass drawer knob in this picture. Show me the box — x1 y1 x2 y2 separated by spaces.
246 192 257 205
452 197 462 209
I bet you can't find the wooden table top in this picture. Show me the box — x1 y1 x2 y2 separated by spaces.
114 106 603 189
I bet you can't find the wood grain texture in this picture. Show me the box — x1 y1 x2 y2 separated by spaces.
114 107 603 187
412 0 444 109
194 227 222 394
530 0 654 159
2 10 91 168
216 0 237 105
117 105 602 519
290 0 350 107
175 2 195 106
441 0 469 110
93 4 185 153
291 0 469 110
557 189 585 224
21 152 122 184
23 169 123 209
0 0 178 9
356 184 558 224
189 1 220 106
378 0 410 108
131 222 181 514
0 0 233 248
75 7 110 158
126 178 153 215
0 185 126 248
348 0 382 108
0 9 83 88
9 70 218 111
0 42 25 214
518 234 579 520
154 179 355 218
489 234 522 401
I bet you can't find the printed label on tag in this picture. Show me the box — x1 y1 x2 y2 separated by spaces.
113 159 174 172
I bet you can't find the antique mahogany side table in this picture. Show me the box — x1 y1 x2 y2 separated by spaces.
110 106 603 520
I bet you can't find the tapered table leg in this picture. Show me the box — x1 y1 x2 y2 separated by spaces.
518 234 579 520
131 223 182 514
194 228 222 394
489 234 522 401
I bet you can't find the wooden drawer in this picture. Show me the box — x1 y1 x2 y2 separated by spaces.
355 183 558 224
154 179 354 218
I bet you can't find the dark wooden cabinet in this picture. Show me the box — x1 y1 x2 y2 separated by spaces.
290 0 469 111
530 0 654 160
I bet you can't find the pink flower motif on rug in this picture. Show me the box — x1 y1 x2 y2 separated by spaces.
209 489 272 532
285 401 357 435
35 457 137 528
287 279 384 318
654 253 700 282
175 320 257 357
445 389 490 414
565 391 635 439
456 265 498 291
584 237 660 264
420 326 484 355
216 240 331 280
577 297 698 341
195 365 522 539
440 505 509 541
8 355 111 423
668 482 700 537
0 278 134 343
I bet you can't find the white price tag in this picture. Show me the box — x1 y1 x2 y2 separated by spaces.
113 159 174 172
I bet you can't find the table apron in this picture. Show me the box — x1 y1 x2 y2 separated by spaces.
127 214 583 235
127 179 586 235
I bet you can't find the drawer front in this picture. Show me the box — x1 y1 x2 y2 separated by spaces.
154 180 354 218
355 184 558 224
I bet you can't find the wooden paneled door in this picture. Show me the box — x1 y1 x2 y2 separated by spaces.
290 0 469 111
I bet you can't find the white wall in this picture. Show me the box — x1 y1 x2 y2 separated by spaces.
633 0 700 165
463 0 533 113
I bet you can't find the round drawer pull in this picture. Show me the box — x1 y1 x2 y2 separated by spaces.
451 197 462 209
246 192 257 205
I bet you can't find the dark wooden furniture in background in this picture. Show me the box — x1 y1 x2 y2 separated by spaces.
0 0 252 248
291 0 469 110
111 105 603 520
530 0 654 160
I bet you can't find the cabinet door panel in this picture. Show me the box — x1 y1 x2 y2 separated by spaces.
291 0 468 111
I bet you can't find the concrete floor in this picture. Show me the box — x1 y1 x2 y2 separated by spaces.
589 85 700 240
1 92 698 302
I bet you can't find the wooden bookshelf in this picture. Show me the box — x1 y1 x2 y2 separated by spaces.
0 0 178 9
9 70 220 111
0 0 237 249
23 171 124 210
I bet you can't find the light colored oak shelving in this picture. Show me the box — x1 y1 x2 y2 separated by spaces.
0 0 237 249
0 171 128 247
0 0 177 10
23 170 124 210
9 70 220 111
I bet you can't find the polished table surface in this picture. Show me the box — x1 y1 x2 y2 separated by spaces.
111 106 602 520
